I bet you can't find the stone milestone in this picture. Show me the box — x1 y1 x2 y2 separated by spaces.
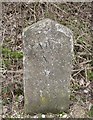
23 18 73 115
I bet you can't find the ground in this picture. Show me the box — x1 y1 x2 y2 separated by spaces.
1 2 93 118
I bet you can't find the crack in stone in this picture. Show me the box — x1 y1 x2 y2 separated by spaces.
39 43 43 49
43 55 48 62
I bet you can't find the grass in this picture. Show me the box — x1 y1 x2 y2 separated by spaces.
87 70 93 81
88 105 93 117
1 2 92 118
2 47 23 59
1 47 23 69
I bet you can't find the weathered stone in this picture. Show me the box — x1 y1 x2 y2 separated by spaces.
23 18 73 115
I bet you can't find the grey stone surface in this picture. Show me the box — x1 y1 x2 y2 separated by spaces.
23 18 73 115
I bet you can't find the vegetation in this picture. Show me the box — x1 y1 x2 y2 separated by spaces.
1 2 93 118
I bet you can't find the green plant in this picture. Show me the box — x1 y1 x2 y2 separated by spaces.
10 51 23 59
2 59 11 68
1 47 23 68
78 37 84 43
88 105 93 117
2 47 23 59
87 70 93 81
2 47 11 58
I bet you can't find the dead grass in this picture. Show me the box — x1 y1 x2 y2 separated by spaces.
1 2 93 118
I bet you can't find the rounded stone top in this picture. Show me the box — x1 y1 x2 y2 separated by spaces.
23 18 73 38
